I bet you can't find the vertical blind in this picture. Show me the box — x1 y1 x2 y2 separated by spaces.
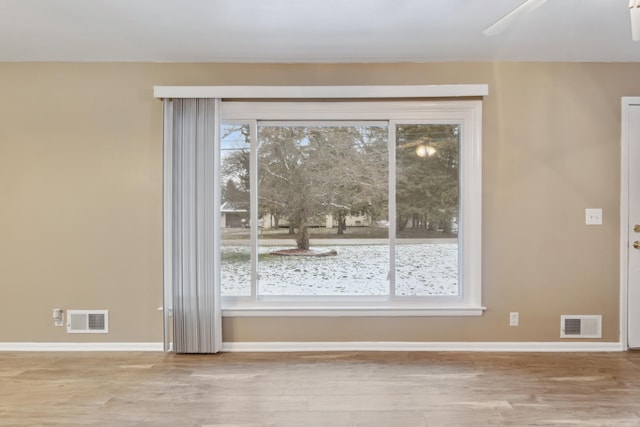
163 98 221 353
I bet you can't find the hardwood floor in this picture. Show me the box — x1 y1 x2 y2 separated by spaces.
1 351 640 426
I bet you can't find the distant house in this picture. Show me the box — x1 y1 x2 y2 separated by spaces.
220 201 248 228
259 212 373 229
325 213 372 228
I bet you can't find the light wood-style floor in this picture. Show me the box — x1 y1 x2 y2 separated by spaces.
2 351 640 426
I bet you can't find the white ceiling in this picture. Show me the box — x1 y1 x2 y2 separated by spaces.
1 0 639 63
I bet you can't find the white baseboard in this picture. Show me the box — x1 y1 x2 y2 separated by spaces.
0 341 624 352
0 342 164 352
221 341 625 352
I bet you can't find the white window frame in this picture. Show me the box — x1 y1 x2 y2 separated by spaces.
155 85 487 317
220 101 483 317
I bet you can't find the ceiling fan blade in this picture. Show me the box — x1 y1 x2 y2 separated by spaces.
483 0 548 37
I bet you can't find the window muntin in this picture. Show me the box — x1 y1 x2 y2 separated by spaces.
219 101 482 314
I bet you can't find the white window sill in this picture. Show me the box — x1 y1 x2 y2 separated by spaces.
222 306 486 317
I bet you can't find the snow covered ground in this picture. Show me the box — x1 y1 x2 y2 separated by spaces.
221 242 458 296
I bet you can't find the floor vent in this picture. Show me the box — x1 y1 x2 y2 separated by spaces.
560 315 601 338
66 310 109 334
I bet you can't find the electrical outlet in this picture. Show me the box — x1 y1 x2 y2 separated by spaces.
585 208 602 225
509 312 519 327
52 308 64 327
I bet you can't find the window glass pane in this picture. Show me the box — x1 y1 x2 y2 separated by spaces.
257 124 389 296
220 124 251 296
395 124 459 296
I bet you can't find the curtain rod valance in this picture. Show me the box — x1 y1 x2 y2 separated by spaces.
153 85 488 100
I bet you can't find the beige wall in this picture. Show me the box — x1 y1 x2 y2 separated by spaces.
0 62 634 344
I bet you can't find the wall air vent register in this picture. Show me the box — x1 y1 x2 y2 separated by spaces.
560 315 602 339
66 310 109 334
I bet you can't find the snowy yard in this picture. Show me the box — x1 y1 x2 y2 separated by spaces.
221 242 458 296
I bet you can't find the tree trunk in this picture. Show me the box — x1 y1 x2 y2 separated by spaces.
288 224 295 235
296 226 310 250
337 212 346 235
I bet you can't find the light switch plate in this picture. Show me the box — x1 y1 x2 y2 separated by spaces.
586 208 602 225
509 312 519 326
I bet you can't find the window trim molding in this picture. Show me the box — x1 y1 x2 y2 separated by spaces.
220 100 483 316
154 84 488 100
223 307 486 317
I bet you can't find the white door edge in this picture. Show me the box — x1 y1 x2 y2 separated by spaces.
621 97 640 349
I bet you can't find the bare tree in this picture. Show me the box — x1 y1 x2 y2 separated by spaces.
220 125 251 209
395 124 459 235
258 125 387 250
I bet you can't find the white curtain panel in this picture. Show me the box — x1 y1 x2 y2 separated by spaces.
163 98 221 353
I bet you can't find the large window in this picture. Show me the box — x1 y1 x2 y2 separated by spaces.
219 101 482 315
